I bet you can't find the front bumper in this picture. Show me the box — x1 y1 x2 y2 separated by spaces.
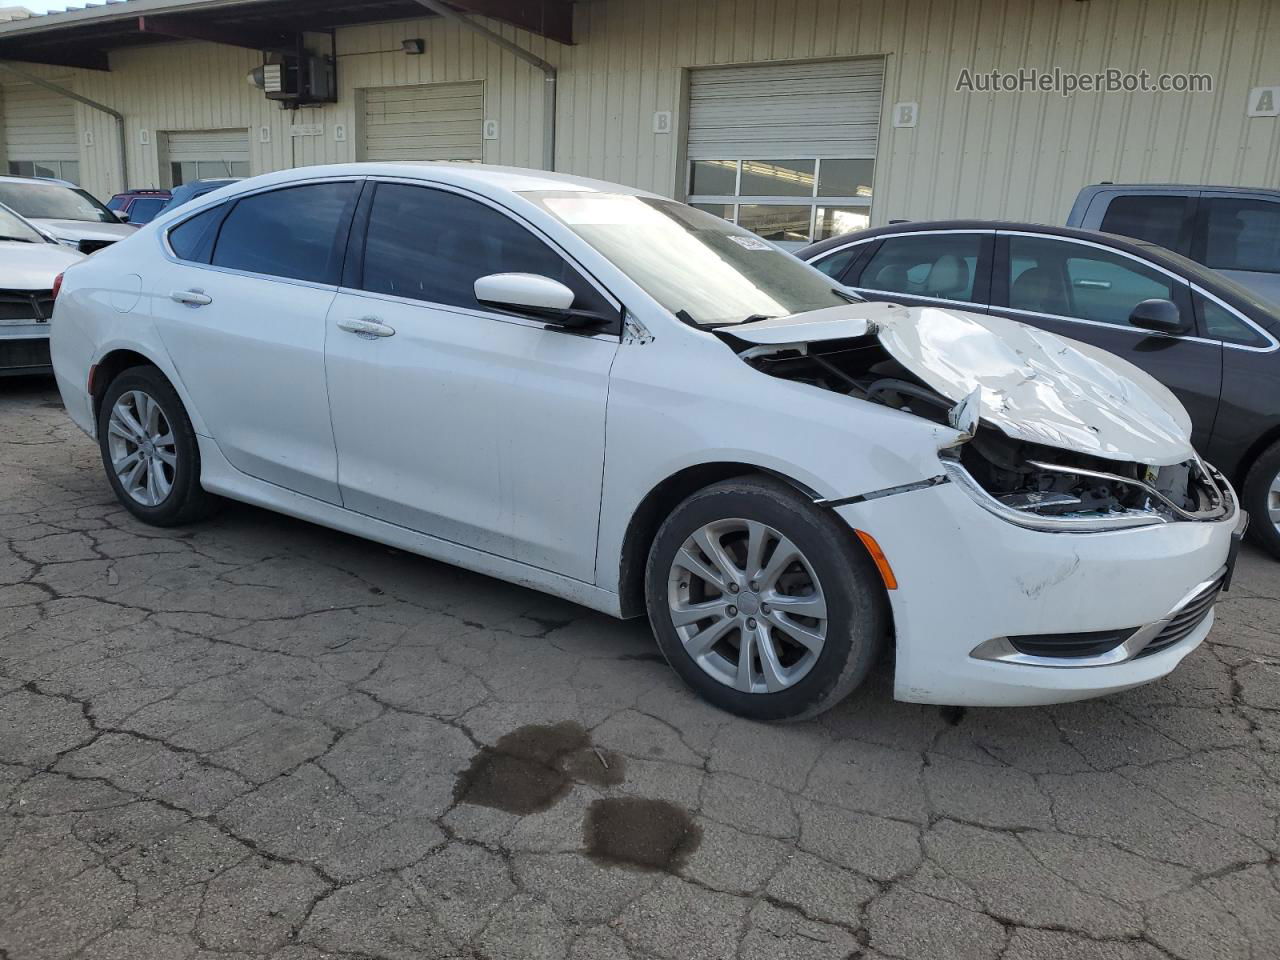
0 326 52 376
835 478 1243 707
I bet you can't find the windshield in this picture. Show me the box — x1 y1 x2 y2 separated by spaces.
0 182 118 224
1134 240 1280 318
0 204 46 243
526 192 851 325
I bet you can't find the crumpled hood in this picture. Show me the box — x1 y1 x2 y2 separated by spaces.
727 301 1195 466
0 240 84 289
31 219 135 245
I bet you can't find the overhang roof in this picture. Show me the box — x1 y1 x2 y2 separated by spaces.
0 0 573 70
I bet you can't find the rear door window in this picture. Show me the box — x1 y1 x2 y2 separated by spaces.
210 182 357 284
1202 198 1280 274
1099 194 1195 255
856 233 984 304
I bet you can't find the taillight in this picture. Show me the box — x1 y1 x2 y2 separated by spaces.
51 272 64 301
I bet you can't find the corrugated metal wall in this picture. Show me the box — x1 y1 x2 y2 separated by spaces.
1 0 1276 226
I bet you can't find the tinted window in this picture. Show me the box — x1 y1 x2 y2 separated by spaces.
167 205 225 262
809 245 862 281
1099 195 1193 254
361 183 612 317
126 197 168 224
1204 198 1280 274
1007 236 1177 326
211 182 355 283
858 234 982 302
1195 291 1271 348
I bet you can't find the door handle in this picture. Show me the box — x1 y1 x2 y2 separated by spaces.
337 317 396 339
170 289 212 306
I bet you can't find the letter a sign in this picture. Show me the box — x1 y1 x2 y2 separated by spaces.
1247 86 1280 117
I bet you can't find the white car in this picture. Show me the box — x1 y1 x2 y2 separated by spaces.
0 202 83 375
0 176 135 254
49 164 1246 720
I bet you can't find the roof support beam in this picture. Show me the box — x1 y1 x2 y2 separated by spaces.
0 47 110 71
137 14 293 52
447 0 573 45
0 62 128 193
411 0 558 172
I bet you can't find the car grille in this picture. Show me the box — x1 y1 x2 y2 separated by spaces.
0 337 52 372
0 289 53 322
1135 572 1226 659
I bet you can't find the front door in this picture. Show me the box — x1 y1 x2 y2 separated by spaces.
990 232 1222 451
151 180 359 503
324 181 621 581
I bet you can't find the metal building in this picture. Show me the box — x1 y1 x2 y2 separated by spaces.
0 0 1276 243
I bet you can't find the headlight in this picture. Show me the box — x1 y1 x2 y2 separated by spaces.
942 460 1164 532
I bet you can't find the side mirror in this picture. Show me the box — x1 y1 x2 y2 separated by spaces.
116 210 131 223
474 273 606 329
1128 298 1190 336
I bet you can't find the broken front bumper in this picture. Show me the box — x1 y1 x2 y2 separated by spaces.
833 476 1244 708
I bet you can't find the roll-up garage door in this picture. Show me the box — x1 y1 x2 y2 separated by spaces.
3 83 79 182
685 58 884 249
687 58 883 160
362 82 484 162
161 129 251 187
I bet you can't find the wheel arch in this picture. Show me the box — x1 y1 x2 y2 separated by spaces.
615 462 823 619
90 348 166 420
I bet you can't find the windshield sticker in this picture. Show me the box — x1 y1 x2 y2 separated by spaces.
728 235 771 251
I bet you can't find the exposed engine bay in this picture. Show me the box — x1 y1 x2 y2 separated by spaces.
731 334 1233 526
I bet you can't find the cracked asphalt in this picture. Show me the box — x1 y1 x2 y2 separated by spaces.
2 375 1279 960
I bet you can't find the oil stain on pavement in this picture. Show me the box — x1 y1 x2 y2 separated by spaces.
584 796 702 872
453 721 625 815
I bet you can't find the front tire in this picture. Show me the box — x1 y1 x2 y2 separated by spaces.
97 366 216 527
1242 440 1280 560
645 476 889 722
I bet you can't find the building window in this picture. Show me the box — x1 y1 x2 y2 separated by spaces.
687 158 873 250
7 159 81 184
170 160 251 186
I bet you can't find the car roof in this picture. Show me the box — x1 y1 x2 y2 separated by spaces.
0 175 77 188
799 219 1198 270
209 162 662 200
1079 183 1280 196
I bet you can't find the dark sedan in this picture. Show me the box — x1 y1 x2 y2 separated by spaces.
799 221 1280 558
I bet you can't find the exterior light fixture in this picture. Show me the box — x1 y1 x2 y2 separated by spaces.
402 38 425 55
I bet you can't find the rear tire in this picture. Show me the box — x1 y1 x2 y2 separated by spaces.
644 476 889 722
1242 440 1280 560
97 366 217 527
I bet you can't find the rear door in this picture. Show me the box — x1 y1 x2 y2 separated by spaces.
990 231 1222 449
1194 193 1280 308
1093 192 1199 257
151 179 359 504
843 230 994 312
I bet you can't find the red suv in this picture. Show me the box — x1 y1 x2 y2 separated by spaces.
107 189 172 226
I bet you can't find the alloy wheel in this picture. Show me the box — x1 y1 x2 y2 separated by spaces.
106 390 177 507
1270 469 1280 536
666 518 828 694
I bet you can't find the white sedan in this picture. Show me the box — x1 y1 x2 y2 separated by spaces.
49 164 1245 720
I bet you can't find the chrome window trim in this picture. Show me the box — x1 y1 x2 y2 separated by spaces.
851 288 985 311
997 230 1280 355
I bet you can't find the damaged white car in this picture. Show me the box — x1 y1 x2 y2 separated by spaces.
50 165 1247 720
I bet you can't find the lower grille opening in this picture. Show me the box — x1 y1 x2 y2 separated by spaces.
1006 629 1133 659
0 338 51 372
1135 574 1225 659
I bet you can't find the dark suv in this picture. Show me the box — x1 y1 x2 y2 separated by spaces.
1068 184 1280 307
800 220 1280 558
